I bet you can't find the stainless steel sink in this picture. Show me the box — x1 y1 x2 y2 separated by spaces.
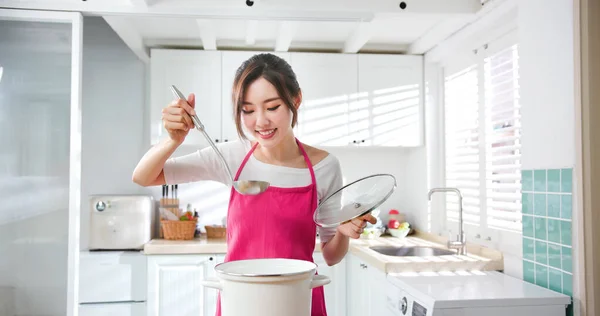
369 246 455 257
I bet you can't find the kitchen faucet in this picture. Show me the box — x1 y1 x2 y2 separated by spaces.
428 187 467 255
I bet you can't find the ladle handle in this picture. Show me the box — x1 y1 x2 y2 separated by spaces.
169 85 236 184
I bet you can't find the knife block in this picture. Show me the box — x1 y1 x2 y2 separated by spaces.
160 198 180 215
159 198 180 238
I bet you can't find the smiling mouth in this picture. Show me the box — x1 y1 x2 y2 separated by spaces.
257 129 276 136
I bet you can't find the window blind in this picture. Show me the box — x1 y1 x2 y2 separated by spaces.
443 42 522 233
484 44 522 231
443 64 481 226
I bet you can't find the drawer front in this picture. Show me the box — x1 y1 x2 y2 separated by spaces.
79 302 146 316
79 251 146 303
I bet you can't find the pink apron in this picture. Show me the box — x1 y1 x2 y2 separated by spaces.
215 138 327 316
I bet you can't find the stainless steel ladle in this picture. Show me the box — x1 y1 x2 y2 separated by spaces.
170 85 270 195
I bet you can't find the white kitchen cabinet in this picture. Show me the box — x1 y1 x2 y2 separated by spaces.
356 54 424 147
346 254 387 316
150 49 222 147
149 49 423 148
220 51 292 143
358 54 424 147
313 253 347 316
291 52 358 147
146 254 219 316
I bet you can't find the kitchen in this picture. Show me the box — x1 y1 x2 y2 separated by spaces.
0 0 598 316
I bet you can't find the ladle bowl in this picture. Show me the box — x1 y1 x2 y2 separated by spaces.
170 85 270 196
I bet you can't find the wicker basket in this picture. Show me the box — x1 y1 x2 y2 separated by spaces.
205 225 226 238
161 219 197 240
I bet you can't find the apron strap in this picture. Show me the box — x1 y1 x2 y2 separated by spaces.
234 141 259 181
233 138 318 189
295 138 317 187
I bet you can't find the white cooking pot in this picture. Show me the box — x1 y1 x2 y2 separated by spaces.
201 258 330 316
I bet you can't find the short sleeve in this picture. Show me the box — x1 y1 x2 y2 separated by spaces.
163 140 247 185
316 155 343 243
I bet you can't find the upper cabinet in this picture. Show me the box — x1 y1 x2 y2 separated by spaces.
357 54 424 147
291 53 358 147
149 49 423 148
150 49 222 147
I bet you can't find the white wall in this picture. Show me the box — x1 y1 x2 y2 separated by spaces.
79 17 149 249
325 146 424 227
518 0 575 170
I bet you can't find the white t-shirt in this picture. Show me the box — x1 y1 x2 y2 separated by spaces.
163 139 342 243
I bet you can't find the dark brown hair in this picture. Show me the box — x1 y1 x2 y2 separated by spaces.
232 53 301 139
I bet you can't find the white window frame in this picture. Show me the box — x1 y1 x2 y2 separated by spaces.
437 30 523 254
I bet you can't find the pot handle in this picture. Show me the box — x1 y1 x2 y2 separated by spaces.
310 275 331 289
201 278 223 290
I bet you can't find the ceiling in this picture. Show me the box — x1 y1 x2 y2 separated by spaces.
2 0 489 62
115 14 455 52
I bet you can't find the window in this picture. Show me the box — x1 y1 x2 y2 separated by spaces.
443 36 522 234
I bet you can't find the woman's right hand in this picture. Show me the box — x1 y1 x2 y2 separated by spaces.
162 93 196 144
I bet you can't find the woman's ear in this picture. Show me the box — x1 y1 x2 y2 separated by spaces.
294 91 302 110
294 91 302 109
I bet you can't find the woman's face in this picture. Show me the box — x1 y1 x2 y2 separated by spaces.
241 77 296 148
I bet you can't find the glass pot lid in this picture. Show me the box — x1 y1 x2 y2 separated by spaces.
314 174 397 228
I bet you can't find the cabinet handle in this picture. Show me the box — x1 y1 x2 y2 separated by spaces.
224 139 228 142
352 140 357 144
215 139 220 143
209 257 213 261
361 140 365 143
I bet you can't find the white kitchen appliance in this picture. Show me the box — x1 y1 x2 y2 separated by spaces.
386 271 571 316
201 258 330 316
79 251 147 315
89 195 156 250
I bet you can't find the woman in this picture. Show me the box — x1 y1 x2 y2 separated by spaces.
132 53 376 315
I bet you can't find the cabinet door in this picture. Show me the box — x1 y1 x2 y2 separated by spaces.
365 261 387 316
345 255 367 316
204 254 226 316
357 54 423 147
220 51 291 143
313 253 346 316
291 53 357 146
147 254 217 316
150 49 222 146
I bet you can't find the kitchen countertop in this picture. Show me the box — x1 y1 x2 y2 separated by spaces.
144 236 325 254
144 236 229 254
349 231 503 273
143 230 503 273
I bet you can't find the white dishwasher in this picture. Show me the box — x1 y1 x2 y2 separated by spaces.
386 271 570 316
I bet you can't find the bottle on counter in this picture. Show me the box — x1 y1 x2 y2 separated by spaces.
387 209 405 229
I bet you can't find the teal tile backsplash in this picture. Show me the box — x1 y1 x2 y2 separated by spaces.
522 168 573 315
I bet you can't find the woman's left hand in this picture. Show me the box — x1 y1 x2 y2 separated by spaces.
336 214 378 239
